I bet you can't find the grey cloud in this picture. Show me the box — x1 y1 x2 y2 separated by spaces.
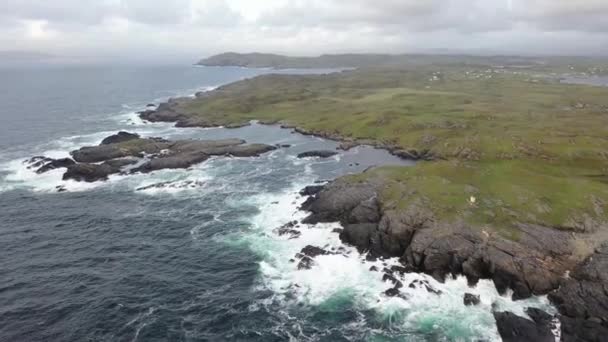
0 0 607 59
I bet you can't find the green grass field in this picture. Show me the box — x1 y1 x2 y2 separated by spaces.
174 66 608 239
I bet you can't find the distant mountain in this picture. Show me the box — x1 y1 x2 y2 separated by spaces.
197 52 551 69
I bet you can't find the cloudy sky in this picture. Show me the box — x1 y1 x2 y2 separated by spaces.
1 0 608 61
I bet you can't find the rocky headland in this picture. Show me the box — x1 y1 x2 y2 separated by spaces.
25 131 279 183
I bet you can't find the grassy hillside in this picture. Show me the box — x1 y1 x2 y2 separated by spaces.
174 65 608 238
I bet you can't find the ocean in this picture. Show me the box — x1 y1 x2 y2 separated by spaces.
0 63 554 341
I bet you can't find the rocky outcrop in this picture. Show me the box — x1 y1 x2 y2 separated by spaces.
25 156 76 174
31 133 279 185
139 101 187 123
549 243 608 341
463 293 480 306
297 150 339 159
71 138 171 163
301 179 379 224
390 148 434 161
299 185 325 196
63 163 120 182
294 245 334 270
299 178 577 300
100 131 140 145
493 310 555 342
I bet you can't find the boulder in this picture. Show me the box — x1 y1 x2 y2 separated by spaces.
100 132 140 145
463 293 480 306
297 150 339 159
493 311 554 342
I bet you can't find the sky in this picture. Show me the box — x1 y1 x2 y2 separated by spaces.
1 0 608 62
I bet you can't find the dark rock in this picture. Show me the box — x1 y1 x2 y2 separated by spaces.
525 308 553 326
136 180 205 191
294 245 334 270
297 256 315 270
275 221 301 239
25 156 50 168
297 150 339 159
384 287 401 297
276 144 291 148
299 185 325 197
340 223 377 252
301 178 378 224
103 158 139 169
132 152 209 173
463 293 480 306
300 177 576 303
298 245 330 258
139 106 186 123
408 279 442 295
549 243 608 341
35 158 76 173
224 144 277 157
493 311 554 342
404 222 571 299
100 132 140 145
348 197 380 224
390 265 412 275
63 163 119 182
71 138 171 163
382 274 403 289
332 228 344 234
559 316 608 342
369 266 379 272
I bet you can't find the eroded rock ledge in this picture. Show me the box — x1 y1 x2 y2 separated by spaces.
298 177 607 341
25 132 278 183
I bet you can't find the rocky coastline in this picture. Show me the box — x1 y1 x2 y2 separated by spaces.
138 96 607 341
290 177 607 341
137 98 435 162
30 95 604 340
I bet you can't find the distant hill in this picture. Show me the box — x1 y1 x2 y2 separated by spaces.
197 52 552 69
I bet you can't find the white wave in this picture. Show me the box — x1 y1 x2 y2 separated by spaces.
237 185 557 341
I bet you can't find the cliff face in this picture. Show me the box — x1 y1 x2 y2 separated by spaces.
300 176 608 341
